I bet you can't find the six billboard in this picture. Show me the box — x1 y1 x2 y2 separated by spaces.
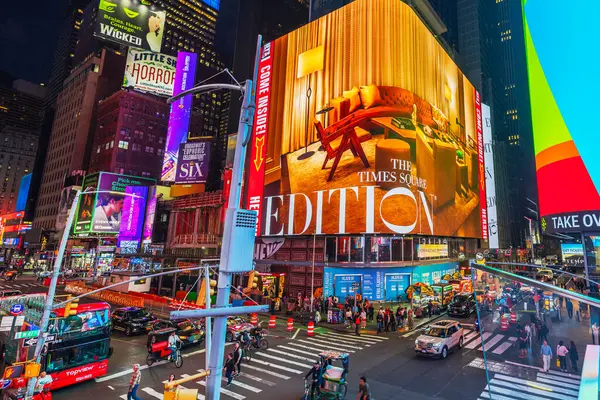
95 0 166 52
523 0 600 233
482 104 499 248
74 172 155 235
253 0 486 238
175 141 211 184
123 48 177 97
161 52 198 182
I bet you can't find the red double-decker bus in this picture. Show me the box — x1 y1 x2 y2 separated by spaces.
0 294 112 392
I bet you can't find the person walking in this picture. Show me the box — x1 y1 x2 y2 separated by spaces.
356 376 371 400
427 300 433 318
566 299 574 319
540 340 553 372
383 309 390 333
354 312 361 336
224 354 236 386
557 340 569 372
539 322 549 343
389 310 396 332
525 323 533 355
519 327 528 358
127 364 142 400
368 303 375 321
360 308 367 330
346 307 353 329
376 310 384 334
569 341 579 373
233 342 242 376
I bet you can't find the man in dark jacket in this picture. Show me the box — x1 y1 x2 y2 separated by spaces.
304 361 323 399
224 354 236 386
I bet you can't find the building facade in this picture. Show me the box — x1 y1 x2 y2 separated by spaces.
88 90 169 180
33 49 125 230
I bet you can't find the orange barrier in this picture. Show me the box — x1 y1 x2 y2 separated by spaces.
307 321 315 337
268 315 276 329
287 318 294 333
64 283 144 308
251 313 258 326
500 315 509 331
509 310 517 324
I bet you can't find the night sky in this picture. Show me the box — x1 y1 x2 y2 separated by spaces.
0 0 71 84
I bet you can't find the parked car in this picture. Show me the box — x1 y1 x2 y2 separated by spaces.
415 320 464 359
149 319 205 346
226 316 254 342
448 294 476 317
536 268 554 282
112 307 157 336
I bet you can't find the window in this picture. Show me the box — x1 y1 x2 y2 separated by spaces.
45 338 110 373
120 128 131 138
132 143 141 152
110 140 114 148
118 140 129 150
157 148 163 156
145 146 154 153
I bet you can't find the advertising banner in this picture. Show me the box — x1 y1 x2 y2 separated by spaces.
15 174 31 212
56 186 81 231
245 42 274 235
175 141 211 184
123 48 177 97
74 172 155 235
95 0 166 52
561 243 584 267
118 185 148 247
523 1 600 233
416 243 449 259
323 262 457 301
482 104 498 247
142 186 157 242
161 52 198 182
258 0 484 239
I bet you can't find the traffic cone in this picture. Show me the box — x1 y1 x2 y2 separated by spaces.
500 315 509 331
268 315 276 329
287 318 294 336
510 310 517 324
250 313 258 326
307 321 315 337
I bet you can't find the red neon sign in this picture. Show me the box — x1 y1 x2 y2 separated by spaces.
475 90 488 241
245 42 274 235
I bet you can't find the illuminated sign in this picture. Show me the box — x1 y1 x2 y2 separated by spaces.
482 103 497 247
416 243 449 259
175 141 211 184
123 48 177 97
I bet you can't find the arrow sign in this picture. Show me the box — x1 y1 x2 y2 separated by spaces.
23 338 38 347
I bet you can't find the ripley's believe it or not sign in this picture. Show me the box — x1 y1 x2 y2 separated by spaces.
524 0 600 233
246 0 487 239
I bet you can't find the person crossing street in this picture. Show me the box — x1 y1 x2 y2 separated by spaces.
127 364 142 400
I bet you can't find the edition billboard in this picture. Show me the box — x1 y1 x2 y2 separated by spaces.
253 0 485 238
95 0 166 52
123 48 177 97
523 0 600 233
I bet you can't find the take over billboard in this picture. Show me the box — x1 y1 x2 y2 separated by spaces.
246 0 486 239
123 48 177 97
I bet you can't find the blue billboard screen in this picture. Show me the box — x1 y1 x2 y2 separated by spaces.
15 173 32 212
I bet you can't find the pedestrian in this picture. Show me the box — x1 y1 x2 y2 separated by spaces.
389 310 396 331
376 310 384 334
354 312 361 336
165 374 177 394
566 299 573 319
34 372 53 395
540 340 552 372
519 327 528 358
233 342 242 376
427 300 433 318
383 309 390 332
569 341 579 372
557 340 569 372
224 354 236 386
539 322 549 343
360 308 367 330
368 303 375 321
525 323 532 355
127 364 142 400
356 376 371 400
533 293 541 317
346 307 353 329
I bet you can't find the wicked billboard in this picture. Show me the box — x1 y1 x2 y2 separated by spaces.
247 0 486 238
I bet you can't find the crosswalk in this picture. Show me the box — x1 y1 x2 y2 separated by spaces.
477 368 581 400
117 331 388 399
0 282 41 290
461 328 517 355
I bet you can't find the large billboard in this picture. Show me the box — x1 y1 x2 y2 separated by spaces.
123 48 177 97
15 173 32 212
561 243 584 267
95 0 166 52
74 172 155 235
117 185 148 248
523 0 600 233
251 0 485 238
482 104 499 248
175 141 212 184
161 52 198 182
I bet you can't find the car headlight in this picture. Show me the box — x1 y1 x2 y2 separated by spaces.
432 343 442 349
461 305 467 309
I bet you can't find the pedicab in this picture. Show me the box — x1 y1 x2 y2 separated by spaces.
318 350 349 399
146 326 183 367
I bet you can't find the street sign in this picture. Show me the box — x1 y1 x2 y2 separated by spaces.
23 338 38 347
15 330 39 340
0 379 11 390
43 334 56 343
9 304 24 316
15 316 24 326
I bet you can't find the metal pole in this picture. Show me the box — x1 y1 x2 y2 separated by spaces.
26 190 81 399
206 36 261 400
582 232 591 284
204 263 211 368
310 232 316 313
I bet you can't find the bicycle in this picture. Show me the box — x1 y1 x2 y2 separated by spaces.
242 342 252 362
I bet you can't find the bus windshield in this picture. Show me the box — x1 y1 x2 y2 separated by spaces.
53 309 110 336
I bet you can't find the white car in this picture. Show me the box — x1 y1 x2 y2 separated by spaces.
415 320 464 359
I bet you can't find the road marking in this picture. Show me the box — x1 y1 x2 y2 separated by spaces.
241 364 291 379
292 328 300 339
508 337 517 342
322 332 382 343
267 348 314 362
355 332 388 339
199 380 246 399
481 388 539 400
309 335 364 349
237 372 276 386
141 387 164 399
108 386 114 390
221 377 261 393
494 373 579 397
491 341 513 355
537 373 581 385
254 352 313 368
245 357 302 374
488 377 577 399
463 331 480 344
537 377 580 390
543 369 581 380
477 333 504 351
320 335 371 347
295 339 355 353
277 344 319 357
299 337 360 351
465 332 492 349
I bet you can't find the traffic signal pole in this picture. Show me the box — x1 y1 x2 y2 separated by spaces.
25 190 81 399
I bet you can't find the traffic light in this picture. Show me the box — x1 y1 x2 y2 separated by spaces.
64 295 79 316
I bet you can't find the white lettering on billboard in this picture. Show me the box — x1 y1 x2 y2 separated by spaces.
482 104 498 248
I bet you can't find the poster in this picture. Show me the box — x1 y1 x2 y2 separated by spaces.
175 141 211 184
118 186 148 247
123 48 177 97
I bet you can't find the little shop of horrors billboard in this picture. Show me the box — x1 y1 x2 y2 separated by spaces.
246 0 486 239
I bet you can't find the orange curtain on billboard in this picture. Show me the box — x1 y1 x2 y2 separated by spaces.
268 0 474 157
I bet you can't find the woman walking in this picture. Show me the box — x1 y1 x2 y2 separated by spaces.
360 308 367 330
569 341 579 373
557 340 569 372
